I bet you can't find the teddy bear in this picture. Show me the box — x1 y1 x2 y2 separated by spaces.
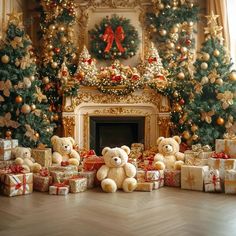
14 147 42 173
51 135 80 166
97 145 137 193
154 136 185 170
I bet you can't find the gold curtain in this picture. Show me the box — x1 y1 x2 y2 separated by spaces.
206 0 230 50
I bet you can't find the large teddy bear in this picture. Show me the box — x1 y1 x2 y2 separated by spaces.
14 147 42 173
154 136 185 170
51 135 80 166
97 146 137 193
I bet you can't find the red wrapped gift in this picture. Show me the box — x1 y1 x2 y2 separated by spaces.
164 170 181 187
49 183 69 195
83 156 104 171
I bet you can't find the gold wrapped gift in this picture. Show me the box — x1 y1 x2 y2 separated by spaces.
216 139 236 158
32 148 52 167
225 170 236 194
135 182 153 192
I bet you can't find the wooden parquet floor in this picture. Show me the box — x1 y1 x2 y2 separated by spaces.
0 187 236 236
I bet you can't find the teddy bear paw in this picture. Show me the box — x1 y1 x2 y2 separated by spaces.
123 178 137 193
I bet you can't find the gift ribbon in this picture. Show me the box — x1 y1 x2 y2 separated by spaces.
9 165 24 174
62 175 83 185
102 25 125 53
192 143 212 153
211 152 230 159
14 174 26 194
148 57 157 63
52 183 67 195
39 168 49 177
185 171 195 189
223 133 236 140
61 161 70 166
205 175 220 191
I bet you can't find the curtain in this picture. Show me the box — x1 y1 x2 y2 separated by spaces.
206 0 230 50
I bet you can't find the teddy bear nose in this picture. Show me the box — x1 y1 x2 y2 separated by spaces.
114 158 118 162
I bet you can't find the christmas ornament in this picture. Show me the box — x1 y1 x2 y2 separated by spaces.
167 42 175 49
229 71 236 81
49 24 56 30
5 130 12 138
54 48 61 54
51 62 58 68
43 77 50 84
0 112 20 128
179 99 185 105
175 104 182 112
34 86 47 103
159 29 167 36
31 104 36 110
201 62 208 70
15 95 23 103
173 91 179 97
29 75 35 81
1 55 10 64
216 91 234 109
182 131 191 140
180 47 188 54
201 76 209 85
53 114 59 121
25 124 39 142
23 77 32 88
191 124 198 132
202 53 210 61
60 36 67 43
201 110 215 124
216 78 223 86
0 80 12 98
192 134 199 141
177 72 185 80
21 104 31 114
216 117 225 126
58 26 65 32
213 49 220 57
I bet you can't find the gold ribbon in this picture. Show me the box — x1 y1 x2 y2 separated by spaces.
223 133 236 140
185 170 195 188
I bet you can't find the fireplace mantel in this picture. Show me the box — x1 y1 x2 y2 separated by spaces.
62 86 170 149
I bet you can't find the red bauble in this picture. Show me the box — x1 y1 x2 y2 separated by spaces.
185 39 191 46
54 48 61 54
179 99 185 105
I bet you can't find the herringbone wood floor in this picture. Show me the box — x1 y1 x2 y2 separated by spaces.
0 187 235 236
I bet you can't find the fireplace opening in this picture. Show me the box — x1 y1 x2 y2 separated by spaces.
90 116 145 155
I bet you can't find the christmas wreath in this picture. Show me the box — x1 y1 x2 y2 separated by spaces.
97 60 144 96
89 14 140 60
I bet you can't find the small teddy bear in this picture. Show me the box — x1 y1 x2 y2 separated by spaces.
154 136 185 170
97 145 137 193
51 135 80 166
14 147 42 173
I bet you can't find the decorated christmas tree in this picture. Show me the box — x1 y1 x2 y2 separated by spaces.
39 0 78 123
74 46 99 86
146 0 199 136
183 11 236 146
0 12 55 147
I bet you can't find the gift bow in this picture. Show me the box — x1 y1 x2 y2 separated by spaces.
223 133 236 140
9 165 25 174
39 168 49 177
192 143 212 152
102 25 125 53
61 161 70 166
211 152 230 159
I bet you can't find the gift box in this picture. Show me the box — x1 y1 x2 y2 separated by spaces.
83 157 104 171
185 156 209 166
50 170 78 183
135 182 153 192
67 177 87 193
184 144 213 160
49 183 69 195
136 169 164 189
48 164 78 173
215 139 236 158
131 143 144 152
1 172 33 197
0 139 18 161
31 148 52 167
204 169 222 192
33 169 52 192
79 171 96 189
225 170 236 194
164 170 181 187
181 165 209 191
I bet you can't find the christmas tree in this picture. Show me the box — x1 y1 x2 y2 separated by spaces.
39 0 78 123
183 11 236 146
0 12 55 147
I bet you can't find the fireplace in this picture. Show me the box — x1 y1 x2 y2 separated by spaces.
90 116 145 155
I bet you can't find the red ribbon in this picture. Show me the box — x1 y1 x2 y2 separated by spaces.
211 152 230 159
82 58 93 64
148 57 157 63
102 25 125 53
52 183 67 195
9 165 24 174
39 168 49 177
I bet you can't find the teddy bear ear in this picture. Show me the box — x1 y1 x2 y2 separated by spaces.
51 135 59 146
27 148 31 152
67 137 75 145
102 147 111 156
173 136 181 144
156 137 165 145
121 145 130 155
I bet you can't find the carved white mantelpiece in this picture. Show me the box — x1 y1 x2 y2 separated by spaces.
62 86 170 149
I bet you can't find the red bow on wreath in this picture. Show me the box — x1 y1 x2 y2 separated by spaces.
102 25 125 53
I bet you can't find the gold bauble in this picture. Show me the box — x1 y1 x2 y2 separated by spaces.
29 75 35 81
31 104 36 110
167 42 175 49
182 131 191 140
214 62 219 67
216 78 223 85
216 117 225 126
58 26 65 32
157 3 164 10
229 71 236 81
191 124 198 132
49 51 54 56
175 104 182 112
47 44 53 50
35 133 40 138
177 72 185 80
43 77 49 84
53 114 59 121
201 62 208 70
49 24 56 30
181 47 188 54
201 76 209 85
5 130 12 138
51 62 58 69
152 28 157 33
1 55 10 64
188 21 194 27
159 29 167 36
192 134 199 141
21 104 31 114
213 49 220 57
60 36 67 43
171 26 179 33
202 53 210 61
15 95 23 103
173 91 179 97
